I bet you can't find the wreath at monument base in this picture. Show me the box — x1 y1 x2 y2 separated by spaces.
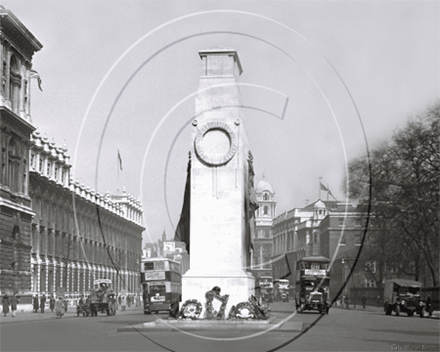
228 296 272 320
179 299 202 320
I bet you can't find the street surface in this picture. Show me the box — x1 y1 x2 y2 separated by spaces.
1 303 439 352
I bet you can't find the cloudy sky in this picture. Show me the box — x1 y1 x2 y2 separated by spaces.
5 0 439 244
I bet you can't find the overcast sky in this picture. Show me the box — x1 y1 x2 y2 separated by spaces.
5 0 439 245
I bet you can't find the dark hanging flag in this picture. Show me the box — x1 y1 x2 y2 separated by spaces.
117 150 123 171
174 152 191 253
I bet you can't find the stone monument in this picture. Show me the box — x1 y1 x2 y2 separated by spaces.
181 48 256 316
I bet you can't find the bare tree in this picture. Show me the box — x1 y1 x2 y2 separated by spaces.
346 101 439 286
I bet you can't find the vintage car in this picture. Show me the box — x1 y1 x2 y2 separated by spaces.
76 300 90 317
384 279 425 317
298 291 327 314
89 279 113 316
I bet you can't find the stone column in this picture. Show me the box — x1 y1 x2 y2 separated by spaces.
25 63 31 121
19 60 27 119
0 37 4 105
4 43 10 108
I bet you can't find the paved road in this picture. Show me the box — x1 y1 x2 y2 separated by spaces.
1 303 438 352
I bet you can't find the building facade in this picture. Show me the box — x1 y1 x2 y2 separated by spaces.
0 7 144 301
250 177 276 278
0 6 42 295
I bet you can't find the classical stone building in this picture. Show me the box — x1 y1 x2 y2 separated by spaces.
271 199 378 302
0 7 144 300
0 5 42 295
250 177 276 278
28 130 144 299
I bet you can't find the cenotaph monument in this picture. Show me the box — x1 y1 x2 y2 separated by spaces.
181 48 257 316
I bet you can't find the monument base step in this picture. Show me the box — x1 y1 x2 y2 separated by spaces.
117 318 303 332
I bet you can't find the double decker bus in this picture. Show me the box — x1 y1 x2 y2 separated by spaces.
295 256 330 314
140 258 181 314
256 276 274 303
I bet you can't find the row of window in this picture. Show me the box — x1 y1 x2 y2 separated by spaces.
30 152 68 185
31 227 139 271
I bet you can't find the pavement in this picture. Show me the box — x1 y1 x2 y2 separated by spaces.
1 302 438 326
0 304 141 324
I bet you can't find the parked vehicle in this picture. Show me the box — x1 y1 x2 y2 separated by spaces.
383 279 424 317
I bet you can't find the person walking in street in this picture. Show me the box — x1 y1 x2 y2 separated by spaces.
361 295 367 309
33 294 39 313
40 294 46 313
344 295 350 309
2 293 10 317
121 295 127 311
64 299 69 313
9 293 18 317
55 297 64 318
50 296 56 312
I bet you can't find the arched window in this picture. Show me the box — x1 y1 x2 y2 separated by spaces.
263 193 269 201
264 206 269 215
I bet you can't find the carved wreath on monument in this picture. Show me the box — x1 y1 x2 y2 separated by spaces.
194 120 239 166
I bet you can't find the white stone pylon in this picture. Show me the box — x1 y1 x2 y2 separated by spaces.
181 48 255 318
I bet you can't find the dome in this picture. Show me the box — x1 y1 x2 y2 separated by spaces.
256 179 273 193
314 200 326 208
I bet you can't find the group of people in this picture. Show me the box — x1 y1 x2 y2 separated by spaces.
2 293 19 317
2 291 143 318
32 294 69 314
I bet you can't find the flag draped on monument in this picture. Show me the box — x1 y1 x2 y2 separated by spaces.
174 152 191 253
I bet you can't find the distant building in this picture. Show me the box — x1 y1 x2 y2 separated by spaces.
271 198 381 302
251 177 276 278
142 230 189 276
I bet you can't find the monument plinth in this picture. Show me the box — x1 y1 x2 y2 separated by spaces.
181 48 255 316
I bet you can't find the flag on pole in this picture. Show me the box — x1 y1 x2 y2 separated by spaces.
117 150 123 171
30 69 43 91
320 181 328 191
328 188 337 200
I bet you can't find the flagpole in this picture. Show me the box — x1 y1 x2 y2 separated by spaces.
319 177 322 200
117 150 119 192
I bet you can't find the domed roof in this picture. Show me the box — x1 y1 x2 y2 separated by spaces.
256 178 273 193
314 200 326 208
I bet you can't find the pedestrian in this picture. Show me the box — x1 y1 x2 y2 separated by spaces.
2 293 10 317
9 292 18 317
344 295 350 309
426 295 432 317
55 297 64 318
64 299 69 313
40 294 46 313
121 295 126 311
50 296 56 312
376 295 381 307
33 294 39 313
361 295 367 309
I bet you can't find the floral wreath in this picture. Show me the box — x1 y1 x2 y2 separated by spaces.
179 299 203 320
